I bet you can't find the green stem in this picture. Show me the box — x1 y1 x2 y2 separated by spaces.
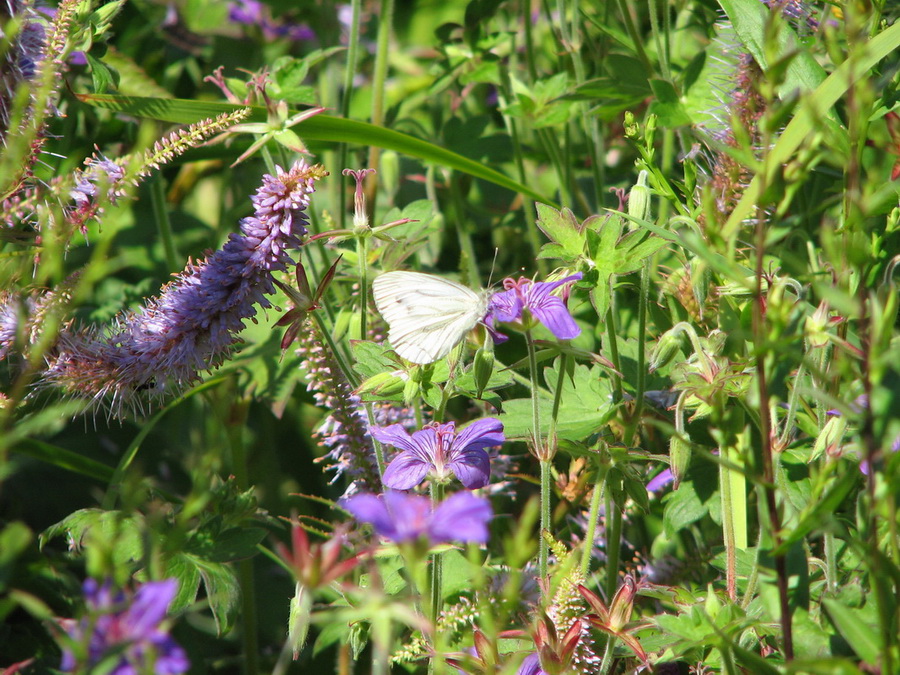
365 0 394 216
524 329 549 580
580 463 608 578
603 493 622 603
614 0 653 75
521 0 537 82
358 233 369 341
598 629 615 675
430 481 446 674
624 260 651 446
149 174 178 270
719 441 737 602
539 458 552 581
337 0 363 229
546 354 568 462
604 305 623 401
228 407 259 675
497 59 545 274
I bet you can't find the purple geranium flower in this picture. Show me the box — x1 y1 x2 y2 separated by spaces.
486 273 582 342
371 418 504 490
60 578 188 675
517 653 548 675
343 490 492 544
646 468 674 493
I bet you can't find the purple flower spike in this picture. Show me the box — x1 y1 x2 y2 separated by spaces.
372 418 504 490
37 161 325 417
343 491 492 545
487 273 582 341
60 578 188 675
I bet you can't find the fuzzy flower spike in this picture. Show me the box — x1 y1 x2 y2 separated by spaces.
37 161 326 416
487 273 582 342
372 418 504 490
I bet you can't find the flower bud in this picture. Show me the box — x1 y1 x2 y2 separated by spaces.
473 345 495 399
403 377 420 406
356 371 407 398
649 328 682 372
804 301 831 349
627 170 651 226
624 111 638 139
670 432 691 489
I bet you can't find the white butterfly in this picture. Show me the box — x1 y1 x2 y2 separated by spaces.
372 271 492 364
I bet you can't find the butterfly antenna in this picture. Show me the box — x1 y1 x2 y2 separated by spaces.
487 248 499 288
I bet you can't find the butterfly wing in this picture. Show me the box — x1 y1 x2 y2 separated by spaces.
373 271 489 364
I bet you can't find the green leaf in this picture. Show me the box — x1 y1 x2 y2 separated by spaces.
313 619 351 657
662 483 709 537
783 658 865 675
41 509 145 567
73 94 556 206
12 439 115 482
648 79 692 127
351 340 405 381
441 549 475 599
163 554 202 614
0 522 32 591
186 554 241 635
534 204 586 261
85 52 119 94
822 598 881 665
499 363 616 442
771 467 858 556
205 527 267 563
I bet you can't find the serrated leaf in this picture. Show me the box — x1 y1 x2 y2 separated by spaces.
351 340 404 380
41 509 145 566
535 204 584 260
186 554 241 635
164 554 202 614
499 363 616 442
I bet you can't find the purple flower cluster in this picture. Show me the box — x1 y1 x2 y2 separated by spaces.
59 578 188 675
67 155 128 233
228 0 315 42
487 274 582 342
39 161 325 415
374 418 504 490
343 490 492 545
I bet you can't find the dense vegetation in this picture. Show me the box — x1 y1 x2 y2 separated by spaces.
1 1 899 673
